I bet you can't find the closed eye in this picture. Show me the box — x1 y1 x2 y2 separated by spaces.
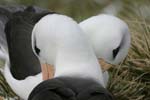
34 40 40 55
113 46 120 58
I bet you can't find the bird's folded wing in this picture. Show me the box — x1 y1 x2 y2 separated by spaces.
3 6 51 79
77 84 115 100
28 78 76 100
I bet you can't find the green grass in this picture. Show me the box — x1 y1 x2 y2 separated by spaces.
0 0 150 100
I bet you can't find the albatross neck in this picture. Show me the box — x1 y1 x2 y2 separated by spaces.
54 39 105 87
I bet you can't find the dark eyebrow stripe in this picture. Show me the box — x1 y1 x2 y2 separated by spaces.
34 39 40 55
113 45 120 58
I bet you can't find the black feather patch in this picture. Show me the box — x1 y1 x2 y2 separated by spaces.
28 77 115 100
3 5 56 80
34 40 40 55
113 46 120 58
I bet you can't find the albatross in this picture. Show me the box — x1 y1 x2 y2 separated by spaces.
28 13 114 100
0 5 129 99
37 14 131 85
28 14 130 100
0 6 53 99
79 14 130 84
0 6 114 100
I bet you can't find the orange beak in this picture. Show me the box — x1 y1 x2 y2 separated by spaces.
41 64 54 80
98 58 113 72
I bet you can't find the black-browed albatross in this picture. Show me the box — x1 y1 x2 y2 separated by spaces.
0 5 115 100
79 14 130 84
28 12 114 100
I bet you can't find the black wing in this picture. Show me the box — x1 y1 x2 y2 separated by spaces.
28 78 76 100
57 77 115 100
4 6 51 80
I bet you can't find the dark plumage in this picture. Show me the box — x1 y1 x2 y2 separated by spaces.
29 77 115 100
113 45 120 58
4 6 52 80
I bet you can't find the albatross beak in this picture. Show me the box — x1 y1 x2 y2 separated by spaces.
41 59 113 80
41 64 54 80
98 58 113 72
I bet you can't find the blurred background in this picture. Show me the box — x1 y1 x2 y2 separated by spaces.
0 0 150 22
0 0 150 100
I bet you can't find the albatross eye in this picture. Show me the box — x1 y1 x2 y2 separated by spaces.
34 39 40 55
113 46 120 58
34 44 40 55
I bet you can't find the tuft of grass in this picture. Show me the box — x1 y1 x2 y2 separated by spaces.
0 62 18 99
108 15 150 100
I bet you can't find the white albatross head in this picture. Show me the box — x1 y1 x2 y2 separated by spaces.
79 14 130 67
